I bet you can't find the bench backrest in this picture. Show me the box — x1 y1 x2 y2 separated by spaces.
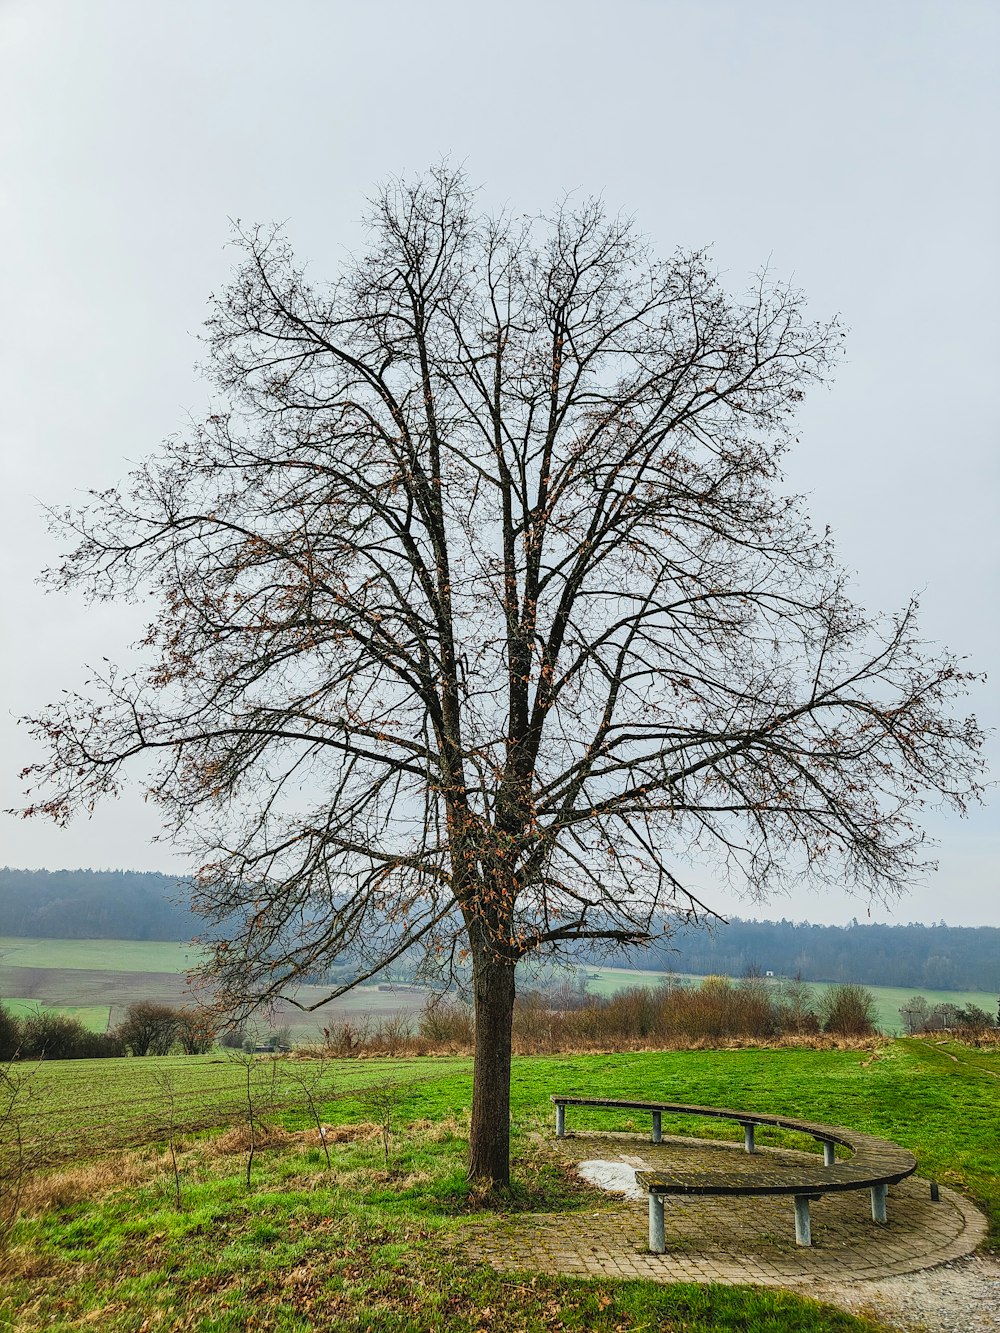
549 1095 916 1187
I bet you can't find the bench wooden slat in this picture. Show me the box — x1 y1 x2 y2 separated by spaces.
550 1094 918 1248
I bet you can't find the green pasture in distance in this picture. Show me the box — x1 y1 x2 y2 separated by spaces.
0 998 111 1029
3 935 994 1036
0 980 427 1035
0 936 205 972
582 966 999 1034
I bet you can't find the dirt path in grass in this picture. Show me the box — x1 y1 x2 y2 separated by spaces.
917 1038 1000 1078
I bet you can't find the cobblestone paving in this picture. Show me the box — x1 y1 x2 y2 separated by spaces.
459 1134 988 1288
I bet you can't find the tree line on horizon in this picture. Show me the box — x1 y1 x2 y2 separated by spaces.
618 914 999 993
0 867 198 940
1 867 996 994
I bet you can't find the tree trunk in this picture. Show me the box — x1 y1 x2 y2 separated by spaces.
466 945 516 1186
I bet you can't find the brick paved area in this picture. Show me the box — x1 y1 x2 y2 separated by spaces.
459 1133 988 1287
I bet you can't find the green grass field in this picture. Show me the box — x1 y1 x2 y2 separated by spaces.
0 935 429 1033
1 998 112 1029
583 966 998 1034
0 936 206 972
1 1041 995 1330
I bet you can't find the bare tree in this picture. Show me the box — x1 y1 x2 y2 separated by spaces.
116 1002 180 1057
899 995 930 1035
225 1044 280 1190
18 168 983 1185
284 1054 335 1169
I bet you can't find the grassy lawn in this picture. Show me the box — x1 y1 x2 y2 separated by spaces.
583 966 1000 1034
2 1151 885 1332
1 1041 995 1330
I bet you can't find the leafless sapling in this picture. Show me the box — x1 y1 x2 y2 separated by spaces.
150 1065 183 1208
360 1082 403 1168
284 1053 335 1169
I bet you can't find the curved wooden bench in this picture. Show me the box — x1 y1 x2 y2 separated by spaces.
550 1095 918 1248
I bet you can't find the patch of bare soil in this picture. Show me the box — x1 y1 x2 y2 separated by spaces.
813 1254 1000 1333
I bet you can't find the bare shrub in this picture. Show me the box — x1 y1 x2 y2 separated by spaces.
505 972 823 1052
75 1030 126 1058
321 1018 371 1057
418 1000 474 1047
116 1002 180 1056
954 1004 996 1036
359 1084 403 1167
821 984 879 1036
776 976 821 1035
174 1007 216 1055
925 1002 960 1031
370 1013 413 1053
17 1011 91 1060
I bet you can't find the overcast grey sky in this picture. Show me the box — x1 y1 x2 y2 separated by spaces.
1 0 997 926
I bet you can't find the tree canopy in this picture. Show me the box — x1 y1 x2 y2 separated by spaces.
20 167 983 1182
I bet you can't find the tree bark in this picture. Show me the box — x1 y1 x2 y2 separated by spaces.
467 945 516 1186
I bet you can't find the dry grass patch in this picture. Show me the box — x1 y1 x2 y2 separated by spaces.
204 1122 295 1156
409 1114 467 1142
18 1152 161 1216
202 1118 381 1160
302 1120 380 1146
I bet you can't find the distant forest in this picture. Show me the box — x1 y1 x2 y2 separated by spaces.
1 867 996 993
603 917 1000 993
0 867 198 941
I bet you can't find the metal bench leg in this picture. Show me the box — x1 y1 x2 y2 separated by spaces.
823 1140 836 1166
555 1104 565 1138
871 1183 888 1224
651 1111 662 1144
793 1195 812 1246
743 1123 755 1153
648 1193 666 1253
